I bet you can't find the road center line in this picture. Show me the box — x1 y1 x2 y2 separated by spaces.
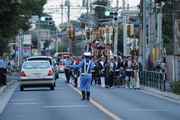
128 108 168 112
68 84 122 120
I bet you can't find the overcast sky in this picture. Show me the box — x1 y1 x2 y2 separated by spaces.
44 0 140 26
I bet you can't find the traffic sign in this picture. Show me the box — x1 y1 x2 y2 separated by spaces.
105 11 110 16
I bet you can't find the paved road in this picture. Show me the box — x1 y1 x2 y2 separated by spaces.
1 73 180 120
91 85 180 120
0 74 110 120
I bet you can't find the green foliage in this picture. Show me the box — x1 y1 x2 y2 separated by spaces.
21 0 46 16
171 81 180 95
0 0 46 53
0 0 19 38
0 38 9 53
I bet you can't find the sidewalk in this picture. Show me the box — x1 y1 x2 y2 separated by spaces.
141 86 180 103
0 72 19 95
0 80 16 95
0 73 18 114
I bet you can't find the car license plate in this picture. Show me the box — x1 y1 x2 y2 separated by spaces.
31 73 43 79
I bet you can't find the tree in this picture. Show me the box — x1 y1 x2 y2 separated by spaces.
0 0 47 53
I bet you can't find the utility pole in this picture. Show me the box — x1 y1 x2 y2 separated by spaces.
122 0 128 56
65 0 72 53
68 1 72 53
142 0 147 68
157 2 164 58
18 30 23 67
67 0 70 23
172 0 176 81
113 0 119 55
56 29 58 53
38 16 42 55
17 32 20 66
61 4 64 24
116 0 119 9
87 0 89 15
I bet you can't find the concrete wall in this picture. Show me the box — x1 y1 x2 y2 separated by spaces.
166 56 174 81
166 56 180 81
175 56 180 81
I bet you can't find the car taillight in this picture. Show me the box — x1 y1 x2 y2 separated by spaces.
48 70 53 76
20 71 26 77
59 64 63 67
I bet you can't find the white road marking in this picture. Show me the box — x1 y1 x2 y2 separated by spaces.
128 108 168 112
53 88 66 90
68 84 123 120
9 102 39 105
10 99 37 102
43 105 89 109
14 114 26 119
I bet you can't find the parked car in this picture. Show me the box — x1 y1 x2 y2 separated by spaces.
27 56 59 80
20 60 55 91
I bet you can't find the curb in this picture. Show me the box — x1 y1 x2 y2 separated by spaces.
141 86 180 103
0 81 18 114
0 72 19 95
0 80 17 95
0 86 6 94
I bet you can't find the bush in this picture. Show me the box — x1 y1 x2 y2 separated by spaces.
171 81 180 95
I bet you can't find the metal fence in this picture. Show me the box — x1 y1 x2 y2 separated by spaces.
139 71 166 91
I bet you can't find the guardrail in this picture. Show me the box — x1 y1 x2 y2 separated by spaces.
139 71 166 91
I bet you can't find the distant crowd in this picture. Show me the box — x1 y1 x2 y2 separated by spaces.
63 55 141 89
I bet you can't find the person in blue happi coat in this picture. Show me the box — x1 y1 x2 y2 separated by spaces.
70 52 95 101
64 56 73 83
0 52 7 86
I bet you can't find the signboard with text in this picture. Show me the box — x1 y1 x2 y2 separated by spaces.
39 30 50 41
23 34 32 45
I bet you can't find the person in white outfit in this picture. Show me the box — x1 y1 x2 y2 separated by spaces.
132 57 140 89
125 57 133 88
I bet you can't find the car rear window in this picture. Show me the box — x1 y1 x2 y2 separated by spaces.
59 60 64 65
28 58 52 65
23 62 50 69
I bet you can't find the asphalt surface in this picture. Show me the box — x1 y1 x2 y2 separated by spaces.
0 74 110 120
1 73 180 120
91 85 180 120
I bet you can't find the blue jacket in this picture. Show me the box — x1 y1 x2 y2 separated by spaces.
71 59 95 74
0 59 7 69
71 59 95 91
